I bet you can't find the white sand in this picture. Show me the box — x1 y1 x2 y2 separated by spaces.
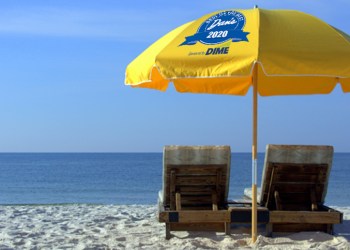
0 205 349 249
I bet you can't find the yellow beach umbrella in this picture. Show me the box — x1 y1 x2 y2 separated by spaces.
125 7 350 242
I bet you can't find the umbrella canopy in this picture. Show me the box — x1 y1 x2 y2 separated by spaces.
126 8 350 94
125 7 350 242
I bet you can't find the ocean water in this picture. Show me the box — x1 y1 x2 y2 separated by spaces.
0 153 349 206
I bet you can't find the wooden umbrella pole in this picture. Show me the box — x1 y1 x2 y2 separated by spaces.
252 63 258 243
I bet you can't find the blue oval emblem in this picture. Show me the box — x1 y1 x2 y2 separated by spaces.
180 11 249 46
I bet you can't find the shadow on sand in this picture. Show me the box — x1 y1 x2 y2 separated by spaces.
335 219 350 241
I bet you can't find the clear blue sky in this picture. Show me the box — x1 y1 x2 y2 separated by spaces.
0 0 349 152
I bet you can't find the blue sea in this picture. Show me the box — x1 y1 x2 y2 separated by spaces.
0 153 349 206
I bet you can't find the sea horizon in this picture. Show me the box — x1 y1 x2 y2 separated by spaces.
0 152 349 206
1 151 350 153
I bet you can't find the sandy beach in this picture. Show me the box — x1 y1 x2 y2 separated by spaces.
0 205 348 249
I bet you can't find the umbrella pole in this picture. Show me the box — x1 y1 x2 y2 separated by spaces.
252 64 258 243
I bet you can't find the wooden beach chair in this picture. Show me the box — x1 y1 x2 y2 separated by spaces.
158 145 232 239
260 144 343 235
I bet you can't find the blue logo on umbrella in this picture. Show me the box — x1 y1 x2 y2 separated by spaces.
180 11 249 46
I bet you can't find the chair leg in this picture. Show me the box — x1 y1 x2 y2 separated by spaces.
266 223 273 237
225 222 231 235
327 224 333 234
165 223 171 240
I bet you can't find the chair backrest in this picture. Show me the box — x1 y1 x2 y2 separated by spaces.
260 145 333 210
162 145 231 209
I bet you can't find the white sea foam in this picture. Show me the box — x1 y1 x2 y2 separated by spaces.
0 205 349 249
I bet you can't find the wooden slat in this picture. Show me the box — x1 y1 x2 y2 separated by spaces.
177 186 220 193
178 204 213 210
175 176 217 185
169 222 226 232
310 188 318 211
271 223 329 233
270 184 324 193
265 165 276 209
278 193 315 203
270 211 342 224
180 197 212 205
178 211 230 223
271 163 328 174
274 190 282 210
159 210 230 223
180 195 212 202
216 170 221 204
176 192 181 211
273 174 327 183
212 192 218 211
179 206 214 210
168 164 227 173
170 170 176 210
279 205 311 211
